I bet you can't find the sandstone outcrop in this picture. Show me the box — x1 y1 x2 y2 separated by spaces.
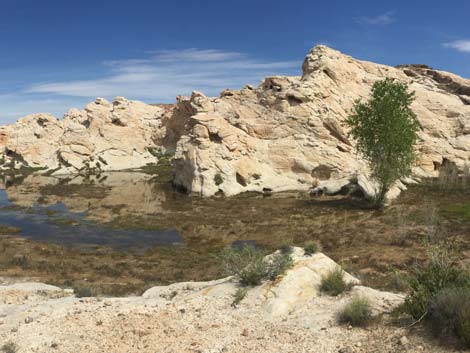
0 97 167 175
171 46 470 197
2 45 470 198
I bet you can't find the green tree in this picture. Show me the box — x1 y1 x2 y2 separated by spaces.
346 78 420 207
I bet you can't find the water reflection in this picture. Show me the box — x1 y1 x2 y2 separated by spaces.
0 173 182 250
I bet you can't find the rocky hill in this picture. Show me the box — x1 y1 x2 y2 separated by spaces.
1 45 470 197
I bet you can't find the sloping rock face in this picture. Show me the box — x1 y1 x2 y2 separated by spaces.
0 97 167 174
171 45 470 196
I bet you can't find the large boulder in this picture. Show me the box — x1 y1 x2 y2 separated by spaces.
171 45 470 197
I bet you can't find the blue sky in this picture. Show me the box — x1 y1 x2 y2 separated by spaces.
0 0 469 123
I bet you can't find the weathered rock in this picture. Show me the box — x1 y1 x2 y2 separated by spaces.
0 97 168 174
0 249 412 353
1 45 470 201
171 45 470 198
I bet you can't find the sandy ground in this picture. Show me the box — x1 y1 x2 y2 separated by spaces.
0 251 464 353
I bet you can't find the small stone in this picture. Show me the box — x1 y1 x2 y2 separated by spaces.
347 325 353 330
51 342 58 349
355 342 362 347
241 328 249 337
417 346 424 351
11 327 18 333
399 336 409 345
24 316 34 324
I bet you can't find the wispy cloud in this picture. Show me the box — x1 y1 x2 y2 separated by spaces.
26 49 298 101
0 48 298 122
444 39 470 53
355 11 396 26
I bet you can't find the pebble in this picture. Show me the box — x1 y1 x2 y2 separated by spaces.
399 336 409 345
25 316 34 324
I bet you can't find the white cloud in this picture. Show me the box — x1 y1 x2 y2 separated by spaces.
355 11 396 26
444 39 470 53
25 49 298 100
0 48 298 123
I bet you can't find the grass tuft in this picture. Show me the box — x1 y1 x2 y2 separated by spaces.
303 240 321 256
320 267 353 296
338 295 372 326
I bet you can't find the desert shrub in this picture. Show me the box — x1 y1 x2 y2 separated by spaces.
338 296 372 326
220 245 292 286
279 240 293 255
428 287 470 348
73 285 96 298
435 161 470 192
303 240 320 255
403 249 470 319
232 287 249 307
266 252 293 280
320 268 352 296
1 342 17 353
346 78 420 208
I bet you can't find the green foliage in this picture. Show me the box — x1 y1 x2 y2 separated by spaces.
303 240 321 256
428 288 470 348
73 285 96 298
346 78 420 207
266 252 294 280
338 296 372 326
320 267 352 296
220 245 293 286
232 287 249 307
403 248 470 320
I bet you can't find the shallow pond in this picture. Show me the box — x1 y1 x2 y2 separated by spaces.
0 172 469 295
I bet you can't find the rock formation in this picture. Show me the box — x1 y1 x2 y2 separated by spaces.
171 46 470 197
1 45 470 198
0 249 413 353
0 97 167 174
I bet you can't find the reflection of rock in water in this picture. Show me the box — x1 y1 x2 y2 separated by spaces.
1 172 171 223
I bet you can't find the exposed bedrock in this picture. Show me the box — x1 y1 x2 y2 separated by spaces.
1 45 470 198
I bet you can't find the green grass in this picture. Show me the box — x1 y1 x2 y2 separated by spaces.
220 245 293 286
338 296 372 326
320 268 352 296
232 287 248 307
441 203 470 221
428 288 470 348
303 240 321 255
402 246 470 348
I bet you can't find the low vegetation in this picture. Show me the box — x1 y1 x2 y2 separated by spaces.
320 267 353 296
338 295 372 327
220 245 293 286
72 284 97 298
303 240 320 255
402 247 470 348
346 78 420 208
232 287 249 307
